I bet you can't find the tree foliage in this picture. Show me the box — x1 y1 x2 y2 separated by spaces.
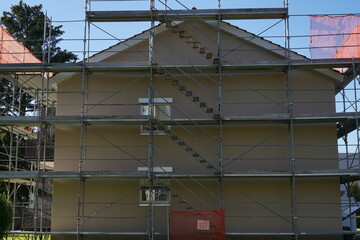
1 0 78 63
0 76 33 116
349 182 360 202
0 194 12 239
0 76 31 173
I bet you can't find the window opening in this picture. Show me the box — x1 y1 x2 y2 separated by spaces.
139 98 172 135
139 179 171 206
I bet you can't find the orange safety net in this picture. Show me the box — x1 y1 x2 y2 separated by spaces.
310 15 360 59
334 24 360 58
169 209 225 240
0 25 41 64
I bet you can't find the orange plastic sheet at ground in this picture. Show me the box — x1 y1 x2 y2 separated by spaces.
0 25 41 64
310 15 360 59
169 209 225 240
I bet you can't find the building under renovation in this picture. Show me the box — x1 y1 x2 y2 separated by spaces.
0 1 360 240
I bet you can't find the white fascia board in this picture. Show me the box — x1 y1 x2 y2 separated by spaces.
138 98 173 104
314 68 343 83
49 72 76 86
137 167 173 173
5 74 56 102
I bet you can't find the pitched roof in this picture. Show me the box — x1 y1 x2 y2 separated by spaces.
0 26 57 102
52 20 343 89
0 25 41 64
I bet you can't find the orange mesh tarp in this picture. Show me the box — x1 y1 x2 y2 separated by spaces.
333 24 360 58
169 209 225 240
0 25 41 64
310 15 360 59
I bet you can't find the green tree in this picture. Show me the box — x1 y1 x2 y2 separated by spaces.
0 194 12 239
1 0 78 63
0 76 33 116
0 76 32 175
0 1 74 223
349 182 360 202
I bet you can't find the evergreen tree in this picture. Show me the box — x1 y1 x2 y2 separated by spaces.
0 1 75 202
349 182 360 202
0 194 12 239
1 0 78 63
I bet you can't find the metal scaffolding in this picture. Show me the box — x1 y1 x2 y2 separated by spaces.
0 0 359 239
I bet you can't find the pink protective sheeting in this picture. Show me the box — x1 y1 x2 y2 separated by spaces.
333 24 360 58
0 25 41 64
310 15 360 59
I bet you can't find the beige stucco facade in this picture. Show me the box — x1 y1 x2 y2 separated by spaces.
51 20 342 239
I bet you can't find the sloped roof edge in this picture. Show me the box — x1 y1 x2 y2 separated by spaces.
0 25 41 64
50 22 173 86
207 20 343 83
87 22 171 63
51 19 344 86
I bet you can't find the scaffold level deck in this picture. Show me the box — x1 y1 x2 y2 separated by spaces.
0 59 358 73
86 8 288 22
0 113 358 126
6 230 357 236
0 169 358 179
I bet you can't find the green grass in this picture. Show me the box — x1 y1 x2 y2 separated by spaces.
6 234 51 240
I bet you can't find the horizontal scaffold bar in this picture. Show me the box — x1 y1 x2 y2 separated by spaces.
8 231 148 236
340 63 360 91
7 230 357 236
0 59 358 73
0 169 359 179
0 113 358 126
86 8 288 22
337 116 360 139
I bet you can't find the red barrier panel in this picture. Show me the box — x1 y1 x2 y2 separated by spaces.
169 209 225 240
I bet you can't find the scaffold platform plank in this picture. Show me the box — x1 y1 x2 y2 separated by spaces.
0 169 358 179
6 230 356 236
0 59 358 73
86 8 288 22
6 230 355 236
0 113 358 126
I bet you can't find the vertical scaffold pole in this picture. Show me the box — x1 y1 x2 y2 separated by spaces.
284 1 297 239
39 16 52 234
33 13 49 239
341 88 353 230
12 126 20 232
7 74 16 207
353 61 360 173
8 73 16 200
12 132 20 232
342 74 352 228
45 18 52 116
352 61 360 231
76 1 90 240
217 0 225 210
10 75 19 231
148 1 155 239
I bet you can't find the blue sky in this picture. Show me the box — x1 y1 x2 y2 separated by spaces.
0 0 359 58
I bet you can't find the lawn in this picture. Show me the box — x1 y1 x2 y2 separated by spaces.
6 234 51 240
